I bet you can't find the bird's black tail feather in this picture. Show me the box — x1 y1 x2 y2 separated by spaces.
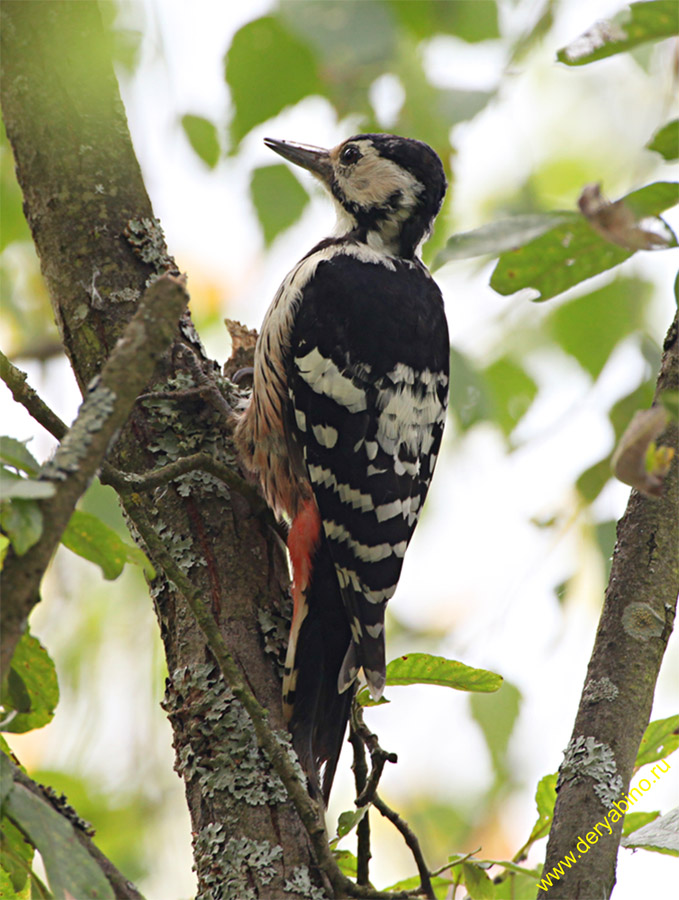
285 535 354 804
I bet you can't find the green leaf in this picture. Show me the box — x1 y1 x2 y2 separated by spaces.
61 510 153 580
386 873 452 899
557 1 679 66
0 438 39 477
0 470 54 500
461 861 495 900
0 498 43 556
660 390 679 421
636 715 679 768
283 0 396 71
647 119 679 162
483 357 538 438
448 347 491 431
0 139 31 251
2 777 114 898
180 114 220 168
4 669 31 715
333 807 368 843
493 865 542 900
332 849 357 878
527 772 558 843
434 213 578 267
1 633 59 734
622 181 679 219
388 0 500 43
480 859 541 879
385 653 502 693
536 773 558 820
470 682 522 780
355 689 389 708
491 217 630 301
576 378 656 502
622 810 661 836
225 16 324 149
621 806 679 856
250 165 310 245
595 520 617 582
549 277 652 379
490 183 678 302
389 39 459 161
0 741 13 799
1 813 34 894
576 457 612 504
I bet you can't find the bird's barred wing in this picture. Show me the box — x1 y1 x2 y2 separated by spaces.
289 342 448 697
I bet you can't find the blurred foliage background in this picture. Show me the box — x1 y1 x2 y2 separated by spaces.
1 0 678 897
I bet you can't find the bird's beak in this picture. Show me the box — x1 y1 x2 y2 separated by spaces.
264 138 333 185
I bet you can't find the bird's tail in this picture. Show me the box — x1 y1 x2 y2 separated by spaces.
284 499 353 804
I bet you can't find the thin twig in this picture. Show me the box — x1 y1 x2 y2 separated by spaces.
0 349 67 440
349 705 434 898
373 793 435 900
352 705 398 807
101 451 278 527
349 724 372 886
175 342 237 422
137 343 237 428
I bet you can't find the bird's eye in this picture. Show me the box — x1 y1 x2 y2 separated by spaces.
340 144 361 165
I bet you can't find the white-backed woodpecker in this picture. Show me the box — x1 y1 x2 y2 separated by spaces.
235 133 449 803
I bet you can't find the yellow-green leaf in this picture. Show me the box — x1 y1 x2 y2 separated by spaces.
225 16 324 149
557 1 679 66
385 653 502 693
181 114 220 169
250 164 309 245
461 861 495 900
1 633 58 734
61 510 154 580
636 715 679 768
647 119 679 162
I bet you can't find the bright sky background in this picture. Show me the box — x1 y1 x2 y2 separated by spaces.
2 1 678 897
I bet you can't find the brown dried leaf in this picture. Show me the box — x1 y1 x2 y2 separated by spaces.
611 406 675 497
223 318 258 379
578 183 674 251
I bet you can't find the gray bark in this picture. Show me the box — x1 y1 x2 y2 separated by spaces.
540 313 678 898
0 2 325 896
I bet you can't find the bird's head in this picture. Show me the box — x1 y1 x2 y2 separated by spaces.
264 133 446 259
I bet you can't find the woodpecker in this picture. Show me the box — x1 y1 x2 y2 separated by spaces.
235 133 449 802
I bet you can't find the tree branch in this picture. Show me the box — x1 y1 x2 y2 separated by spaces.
373 794 435 900
0 349 68 441
102 450 272 520
3 754 146 899
349 706 434 898
541 312 679 898
1 275 188 680
0 351 280 534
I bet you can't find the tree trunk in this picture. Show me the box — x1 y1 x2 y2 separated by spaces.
540 313 678 897
0 2 325 896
